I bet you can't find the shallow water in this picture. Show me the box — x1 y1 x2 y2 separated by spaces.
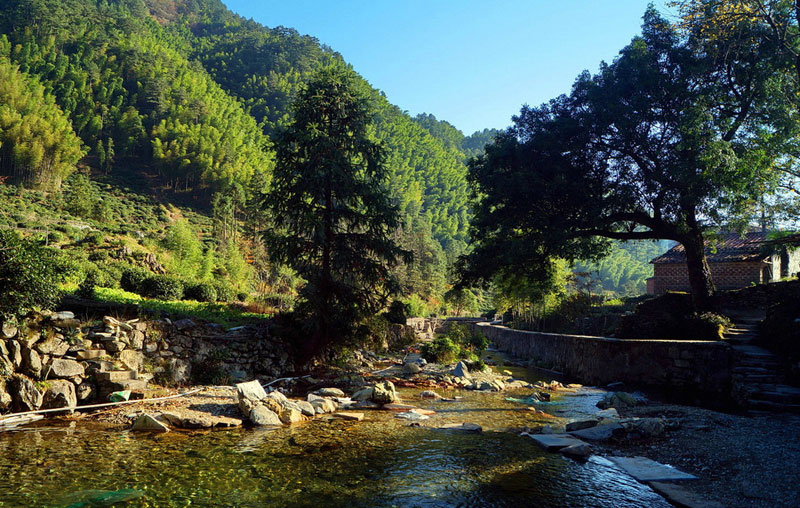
0 366 671 508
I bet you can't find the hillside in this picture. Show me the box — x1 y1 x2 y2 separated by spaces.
0 0 492 315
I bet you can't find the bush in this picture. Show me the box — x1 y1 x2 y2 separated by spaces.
77 271 99 299
184 282 218 302
141 275 185 300
421 336 460 363
0 230 62 316
120 267 150 293
213 282 236 303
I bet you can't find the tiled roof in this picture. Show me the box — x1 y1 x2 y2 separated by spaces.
651 232 769 264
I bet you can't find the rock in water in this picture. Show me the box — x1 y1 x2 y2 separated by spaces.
250 406 282 426
597 392 641 410
452 361 470 378
419 390 442 399
317 387 345 397
237 380 268 403
371 380 397 404
41 380 77 412
131 414 169 432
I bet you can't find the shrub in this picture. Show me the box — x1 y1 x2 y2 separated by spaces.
77 271 99 299
83 231 105 246
404 294 428 317
141 275 184 300
120 267 150 294
213 282 236 303
421 336 461 363
0 230 62 316
184 282 218 302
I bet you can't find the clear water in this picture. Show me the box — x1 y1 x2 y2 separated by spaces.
0 367 671 508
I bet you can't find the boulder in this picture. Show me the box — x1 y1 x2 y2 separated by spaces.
22 347 42 378
311 398 337 414
316 387 345 397
565 419 599 432
371 380 397 404
131 414 169 432
11 376 43 411
351 387 374 401
161 408 242 428
34 336 70 356
334 412 364 421
278 407 304 424
41 380 77 411
568 422 624 442
596 408 620 420
0 355 13 377
295 400 316 417
48 359 85 378
403 362 421 375
452 361 471 378
250 406 282 426
118 350 144 371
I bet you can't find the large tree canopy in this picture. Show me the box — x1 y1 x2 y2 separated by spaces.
460 8 790 308
265 65 408 359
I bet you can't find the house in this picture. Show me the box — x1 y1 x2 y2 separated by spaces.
646 232 800 295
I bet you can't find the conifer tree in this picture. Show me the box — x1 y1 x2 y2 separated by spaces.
265 65 408 359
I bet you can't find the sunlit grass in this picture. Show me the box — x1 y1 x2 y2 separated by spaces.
84 287 272 327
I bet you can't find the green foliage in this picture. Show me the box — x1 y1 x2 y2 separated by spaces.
184 282 217 302
461 8 788 309
404 294 428 318
264 65 407 359
421 336 461 364
0 230 61 316
0 44 85 188
141 274 184 300
120 266 150 294
211 281 235 303
162 219 203 278
76 270 99 299
575 240 671 296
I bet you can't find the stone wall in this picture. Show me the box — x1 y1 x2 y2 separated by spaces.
474 322 733 399
0 310 292 415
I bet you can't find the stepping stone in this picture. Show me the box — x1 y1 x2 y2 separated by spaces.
608 456 697 482
569 422 623 441
648 481 723 508
565 419 599 432
333 412 364 421
526 433 587 452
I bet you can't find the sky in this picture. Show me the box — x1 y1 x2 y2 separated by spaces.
224 0 670 135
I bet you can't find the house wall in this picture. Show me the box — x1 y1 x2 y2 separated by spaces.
650 262 763 294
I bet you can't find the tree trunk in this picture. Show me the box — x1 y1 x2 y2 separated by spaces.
681 228 716 311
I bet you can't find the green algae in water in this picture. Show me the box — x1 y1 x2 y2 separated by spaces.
59 489 144 507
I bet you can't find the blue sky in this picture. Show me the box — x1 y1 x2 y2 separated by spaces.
224 1 669 135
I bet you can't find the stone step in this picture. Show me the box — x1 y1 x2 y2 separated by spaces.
97 378 148 399
95 370 138 382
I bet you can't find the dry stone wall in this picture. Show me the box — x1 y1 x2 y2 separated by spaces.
0 310 292 415
474 322 733 400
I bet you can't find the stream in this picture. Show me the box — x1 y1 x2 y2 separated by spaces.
0 363 672 507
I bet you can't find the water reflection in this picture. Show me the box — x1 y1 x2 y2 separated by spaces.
0 371 670 507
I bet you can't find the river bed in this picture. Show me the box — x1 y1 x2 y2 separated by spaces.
0 368 672 507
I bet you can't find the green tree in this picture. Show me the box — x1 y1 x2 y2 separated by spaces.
0 230 61 316
461 8 785 309
264 66 408 359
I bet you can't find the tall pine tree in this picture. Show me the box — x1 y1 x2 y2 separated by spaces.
265 66 408 360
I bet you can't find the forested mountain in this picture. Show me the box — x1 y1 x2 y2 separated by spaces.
575 240 672 296
0 0 479 312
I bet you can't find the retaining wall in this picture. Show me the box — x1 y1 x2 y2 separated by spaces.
475 322 733 398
